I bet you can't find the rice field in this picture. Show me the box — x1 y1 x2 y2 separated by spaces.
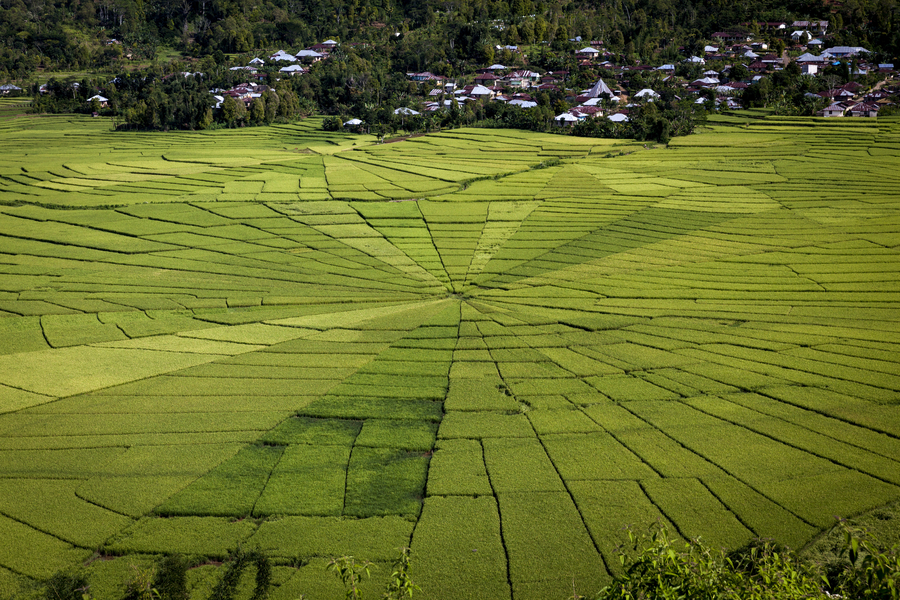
1 113 899 600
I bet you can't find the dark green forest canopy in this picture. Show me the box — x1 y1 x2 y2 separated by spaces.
0 0 897 75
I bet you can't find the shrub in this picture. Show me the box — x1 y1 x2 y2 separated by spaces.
122 565 156 600
591 523 827 600
153 555 189 600
322 116 343 131
43 572 90 600
837 522 900 599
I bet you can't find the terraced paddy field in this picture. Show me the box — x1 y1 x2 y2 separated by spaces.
0 113 899 599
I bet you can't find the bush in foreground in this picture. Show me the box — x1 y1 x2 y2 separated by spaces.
589 521 899 600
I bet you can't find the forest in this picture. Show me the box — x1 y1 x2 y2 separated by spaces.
1 0 897 79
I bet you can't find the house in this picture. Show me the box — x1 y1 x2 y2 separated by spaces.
793 20 828 34
820 102 845 117
464 84 494 99
583 78 615 98
796 53 826 64
608 112 629 122
506 70 541 88
791 30 813 43
576 47 601 60
704 46 719 54
87 94 108 107
279 65 306 75
295 50 324 63
408 72 443 83
823 46 869 58
309 40 338 54
509 99 538 108
848 102 879 117
684 56 706 65
714 84 742 95
634 88 659 100
572 105 602 118
394 107 419 115
0 84 22 95
801 64 819 75
691 76 720 86
713 31 753 42
474 72 500 86
269 50 296 62
553 112 579 126
249 58 265 66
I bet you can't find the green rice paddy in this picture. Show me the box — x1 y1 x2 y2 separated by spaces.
1 113 899 599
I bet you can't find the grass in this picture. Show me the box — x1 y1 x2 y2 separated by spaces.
0 113 898 599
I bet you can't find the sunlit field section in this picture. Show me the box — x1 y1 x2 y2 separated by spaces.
0 114 899 600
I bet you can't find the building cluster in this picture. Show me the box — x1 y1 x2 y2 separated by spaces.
218 24 899 125
212 82 272 109
230 40 341 79
398 19 896 124
815 82 892 117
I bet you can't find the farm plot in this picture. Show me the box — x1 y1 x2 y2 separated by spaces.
0 114 898 600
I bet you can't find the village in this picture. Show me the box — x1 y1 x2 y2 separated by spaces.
9 16 897 138
206 19 896 130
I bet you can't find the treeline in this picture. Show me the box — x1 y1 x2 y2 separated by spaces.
1 0 898 80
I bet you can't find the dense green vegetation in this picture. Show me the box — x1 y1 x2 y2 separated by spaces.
0 112 899 599
1 0 897 77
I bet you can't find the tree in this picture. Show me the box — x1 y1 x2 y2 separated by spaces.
773 38 786 58
199 106 214 129
249 96 266 124
730 62 750 81
263 90 279 123
322 116 343 130
277 89 300 119
222 94 243 126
